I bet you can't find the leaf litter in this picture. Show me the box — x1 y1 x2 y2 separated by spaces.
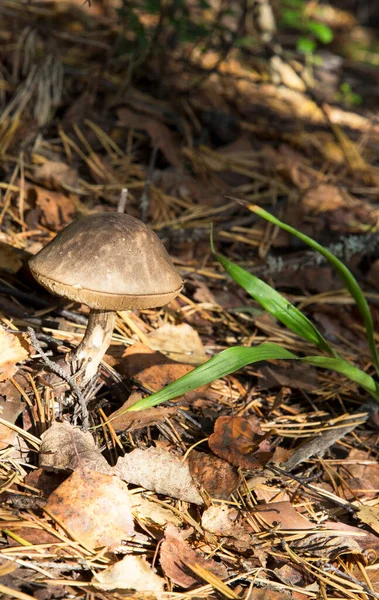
0 0 379 598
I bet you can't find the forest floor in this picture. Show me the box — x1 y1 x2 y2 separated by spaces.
1 1 379 599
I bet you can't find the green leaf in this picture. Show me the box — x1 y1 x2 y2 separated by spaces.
245 203 379 377
306 20 333 43
125 344 379 414
297 36 316 54
282 8 303 28
301 355 379 398
214 251 337 357
127 343 297 411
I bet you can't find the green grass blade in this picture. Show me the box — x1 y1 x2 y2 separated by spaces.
301 355 379 400
126 344 379 413
215 251 337 357
127 343 297 411
246 203 379 376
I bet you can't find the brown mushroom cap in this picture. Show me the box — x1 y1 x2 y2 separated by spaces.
29 213 183 310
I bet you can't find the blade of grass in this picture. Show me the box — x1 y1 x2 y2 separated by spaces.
214 249 337 357
126 344 379 412
241 202 379 376
127 344 298 411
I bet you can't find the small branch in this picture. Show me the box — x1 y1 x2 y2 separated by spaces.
27 327 89 430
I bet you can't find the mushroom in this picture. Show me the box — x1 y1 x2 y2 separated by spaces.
29 213 183 383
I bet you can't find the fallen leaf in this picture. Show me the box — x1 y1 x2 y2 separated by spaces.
338 448 379 500
39 421 112 474
302 184 346 213
208 416 273 470
249 502 315 531
117 107 184 170
257 363 319 392
116 342 210 409
130 495 181 528
188 451 240 500
356 505 379 536
0 387 24 451
5 527 59 547
202 505 260 555
92 555 165 592
34 160 79 190
45 468 135 550
0 242 28 273
0 327 29 382
108 401 177 433
115 447 203 505
323 520 379 555
160 524 227 589
147 323 208 365
27 184 75 231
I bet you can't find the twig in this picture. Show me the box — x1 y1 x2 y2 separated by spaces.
27 327 89 430
117 188 128 214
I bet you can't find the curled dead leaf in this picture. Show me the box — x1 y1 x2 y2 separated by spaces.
0 327 29 382
208 415 273 470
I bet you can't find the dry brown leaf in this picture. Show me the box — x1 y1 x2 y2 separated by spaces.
130 495 181 528
0 327 29 382
302 184 346 213
34 160 79 190
116 343 210 409
0 242 28 274
27 184 75 231
0 388 24 451
39 421 112 474
117 107 184 170
257 363 319 392
92 555 165 592
6 527 58 548
45 468 135 550
160 524 227 589
147 323 208 365
250 501 315 531
188 451 240 500
202 505 261 556
356 505 379 536
323 520 379 554
208 415 273 470
108 402 177 433
115 447 203 505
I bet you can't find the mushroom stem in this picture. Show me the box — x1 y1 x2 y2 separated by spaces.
73 310 116 383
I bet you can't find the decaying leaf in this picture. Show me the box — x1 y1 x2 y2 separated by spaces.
45 468 135 550
39 421 112 474
130 495 181 528
34 160 79 190
117 107 184 170
92 555 165 592
188 451 240 499
0 327 29 382
0 384 24 451
115 447 203 505
356 505 379 536
249 501 315 531
0 242 28 274
202 505 261 556
27 184 75 230
160 524 227 589
208 415 273 470
147 323 208 365
108 402 177 433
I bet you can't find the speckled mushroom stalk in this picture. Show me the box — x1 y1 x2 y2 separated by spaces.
72 310 116 383
29 213 183 387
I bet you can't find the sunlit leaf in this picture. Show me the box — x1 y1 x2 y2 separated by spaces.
125 344 379 413
243 203 379 376
214 250 337 357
